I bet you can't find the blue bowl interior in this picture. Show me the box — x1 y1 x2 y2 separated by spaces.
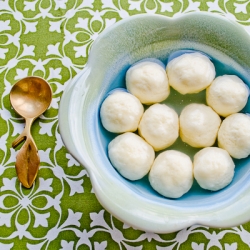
91 45 250 208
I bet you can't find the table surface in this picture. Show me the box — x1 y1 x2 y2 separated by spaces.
1 0 250 249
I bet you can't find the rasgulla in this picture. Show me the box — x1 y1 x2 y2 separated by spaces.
194 147 235 191
166 52 215 94
100 90 143 133
126 61 170 104
206 75 249 117
108 132 155 180
218 113 250 159
180 103 221 148
138 103 179 151
149 150 193 198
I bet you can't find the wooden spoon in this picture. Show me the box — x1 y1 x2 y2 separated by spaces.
10 76 52 188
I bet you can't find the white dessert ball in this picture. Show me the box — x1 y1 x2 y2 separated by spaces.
218 113 250 159
206 75 249 117
180 103 221 148
194 147 235 191
138 104 179 151
100 90 144 133
108 132 155 180
166 52 215 94
126 61 170 104
149 150 193 198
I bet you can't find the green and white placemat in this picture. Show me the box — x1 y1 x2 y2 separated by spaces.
1 0 250 249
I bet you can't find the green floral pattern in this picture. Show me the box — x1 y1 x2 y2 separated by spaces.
1 0 250 249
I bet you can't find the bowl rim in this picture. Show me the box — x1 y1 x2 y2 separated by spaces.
59 12 250 233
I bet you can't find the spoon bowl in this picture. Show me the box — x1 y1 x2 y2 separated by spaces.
10 76 52 118
10 76 52 188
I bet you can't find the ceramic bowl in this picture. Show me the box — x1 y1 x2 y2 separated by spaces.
59 13 250 233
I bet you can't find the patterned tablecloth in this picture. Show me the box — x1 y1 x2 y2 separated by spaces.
1 0 250 249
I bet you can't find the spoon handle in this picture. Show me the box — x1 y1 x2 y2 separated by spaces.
13 118 40 188
12 130 26 148
12 118 33 148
